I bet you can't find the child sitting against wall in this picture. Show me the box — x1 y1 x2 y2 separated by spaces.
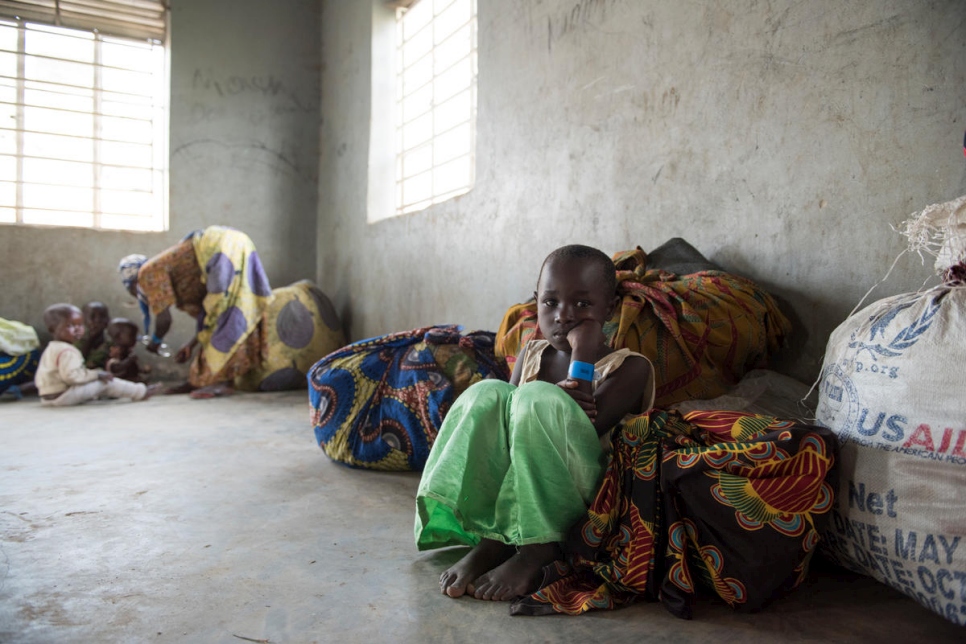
105 317 151 383
35 304 157 407
75 301 110 368
414 244 655 601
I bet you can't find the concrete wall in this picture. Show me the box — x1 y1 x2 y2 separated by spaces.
317 0 966 383
0 0 320 378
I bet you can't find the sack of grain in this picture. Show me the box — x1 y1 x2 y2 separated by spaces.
816 195 966 625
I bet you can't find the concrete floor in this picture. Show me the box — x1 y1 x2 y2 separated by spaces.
1 391 963 643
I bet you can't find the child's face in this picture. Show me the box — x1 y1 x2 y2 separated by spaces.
535 258 617 351
54 310 86 344
111 326 137 350
85 306 109 334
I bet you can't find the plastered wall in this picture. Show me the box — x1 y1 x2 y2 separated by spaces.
0 0 320 378
318 0 966 383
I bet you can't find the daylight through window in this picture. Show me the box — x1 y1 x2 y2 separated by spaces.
395 0 476 216
0 2 168 231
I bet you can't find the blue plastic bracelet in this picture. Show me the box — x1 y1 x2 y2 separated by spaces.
151 334 163 345
568 360 595 381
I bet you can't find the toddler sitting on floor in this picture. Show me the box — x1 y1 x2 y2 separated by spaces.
76 301 110 368
105 317 151 383
35 304 156 407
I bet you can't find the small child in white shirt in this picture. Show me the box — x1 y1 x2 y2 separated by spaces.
35 303 154 407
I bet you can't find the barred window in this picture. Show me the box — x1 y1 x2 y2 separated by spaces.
394 0 476 217
0 1 169 231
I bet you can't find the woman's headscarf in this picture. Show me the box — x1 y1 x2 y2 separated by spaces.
117 254 152 335
118 254 147 290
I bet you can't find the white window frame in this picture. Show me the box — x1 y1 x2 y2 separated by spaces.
379 0 477 220
0 1 169 232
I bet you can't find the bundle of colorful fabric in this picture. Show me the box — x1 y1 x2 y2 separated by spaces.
510 409 838 618
0 318 41 398
235 280 346 392
496 247 791 407
308 325 510 471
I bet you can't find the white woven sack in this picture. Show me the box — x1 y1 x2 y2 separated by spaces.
816 195 966 626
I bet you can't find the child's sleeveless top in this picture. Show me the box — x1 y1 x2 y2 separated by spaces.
517 339 656 413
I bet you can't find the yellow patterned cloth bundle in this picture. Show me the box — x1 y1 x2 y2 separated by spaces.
236 280 345 391
496 247 791 407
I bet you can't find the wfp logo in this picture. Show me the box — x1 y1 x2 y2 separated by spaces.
847 296 940 362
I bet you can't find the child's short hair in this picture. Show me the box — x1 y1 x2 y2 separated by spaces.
82 301 109 317
538 245 617 295
107 317 139 340
43 303 80 333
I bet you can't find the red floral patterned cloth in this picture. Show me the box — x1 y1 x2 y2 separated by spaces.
510 409 838 619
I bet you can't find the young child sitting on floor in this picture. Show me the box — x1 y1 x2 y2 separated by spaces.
76 301 110 368
105 317 151 383
35 304 156 407
414 244 655 601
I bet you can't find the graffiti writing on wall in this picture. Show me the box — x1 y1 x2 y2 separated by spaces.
546 0 624 51
192 69 315 113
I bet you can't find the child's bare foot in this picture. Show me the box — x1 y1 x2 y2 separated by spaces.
190 382 234 399
471 542 559 601
164 381 194 395
19 382 37 396
439 539 513 598
141 383 163 400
